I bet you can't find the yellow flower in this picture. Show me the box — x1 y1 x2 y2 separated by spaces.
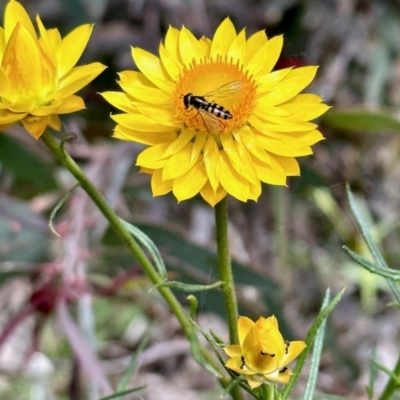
102 18 328 206
223 315 306 389
0 0 106 139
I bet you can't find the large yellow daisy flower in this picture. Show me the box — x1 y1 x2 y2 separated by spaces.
0 0 106 139
102 18 328 206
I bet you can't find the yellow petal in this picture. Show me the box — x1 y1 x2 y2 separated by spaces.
226 28 246 64
101 91 135 113
113 124 177 145
151 169 172 196
203 135 221 192
36 15 57 68
118 70 155 95
245 30 268 64
56 24 94 79
210 18 236 58
56 95 86 114
4 0 36 42
265 368 291 384
162 129 196 158
56 63 106 99
191 131 207 162
223 344 242 358
200 182 226 207
279 102 330 121
256 134 313 157
261 66 319 106
162 142 199 180
219 151 250 201
48 114 61 130
137 143 170 169
172 159 207 201
221 133 258 185
2 23 56 99
179 27 204 67
164 26 182 64
245 375 265 390
0 109 26 124
246 35 283 77
21 115 48 139
29 105 58 116
238 316 255 347
112 113 174 132
281 341 307 365
132 47 175 93
159 43 183 81
0 27 6 65
257 67 293 94
273 155 300 176
291 129 324 145
199 36 212 57
266 315 279 329
252 154 287 185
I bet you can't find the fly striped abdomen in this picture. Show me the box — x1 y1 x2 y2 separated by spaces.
183 94 233 120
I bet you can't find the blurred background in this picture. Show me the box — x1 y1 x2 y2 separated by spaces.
1 0 400 399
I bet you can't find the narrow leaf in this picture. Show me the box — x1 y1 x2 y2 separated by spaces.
346 185 400 302
99 386 145 400
281 288 345 399
343 246 400 280
116 335 149 391
49 183 79 236
152 280 223 292
120 219 167 278
366 346 378 400
302 289 330 400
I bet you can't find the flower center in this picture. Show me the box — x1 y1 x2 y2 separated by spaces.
175 57 257 134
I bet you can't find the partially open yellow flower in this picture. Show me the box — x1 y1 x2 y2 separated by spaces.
102 18 328 206
223 315 306 389
0 0 106 139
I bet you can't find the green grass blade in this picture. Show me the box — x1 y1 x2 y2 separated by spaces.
281 288 345 399
346 185 400 302
302 289 330 400
119 219 167 278
116 335 149 392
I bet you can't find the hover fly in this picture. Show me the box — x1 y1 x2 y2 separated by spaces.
182 80 243 132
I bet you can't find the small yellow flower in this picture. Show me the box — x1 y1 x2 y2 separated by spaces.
0 0 106 139
102 18 328 206
223 315 306 389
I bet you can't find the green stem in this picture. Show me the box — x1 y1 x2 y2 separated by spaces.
378 355 400 400
265 384 275 400
215 198 238 344
41 131 195 344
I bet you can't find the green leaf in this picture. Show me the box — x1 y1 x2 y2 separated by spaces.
152 280 223 292
116 335 149 392
343 246 400 281
367 346 378 400
281 288 345 399
49 184 80 237
0 134 58 191
323 109 400 132
311 396 352 400
302 289 330 400
119 219 167 278
99 386 145 400
345 185 400 303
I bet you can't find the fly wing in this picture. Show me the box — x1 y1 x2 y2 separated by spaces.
199 109 225 133
203 80 243 99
